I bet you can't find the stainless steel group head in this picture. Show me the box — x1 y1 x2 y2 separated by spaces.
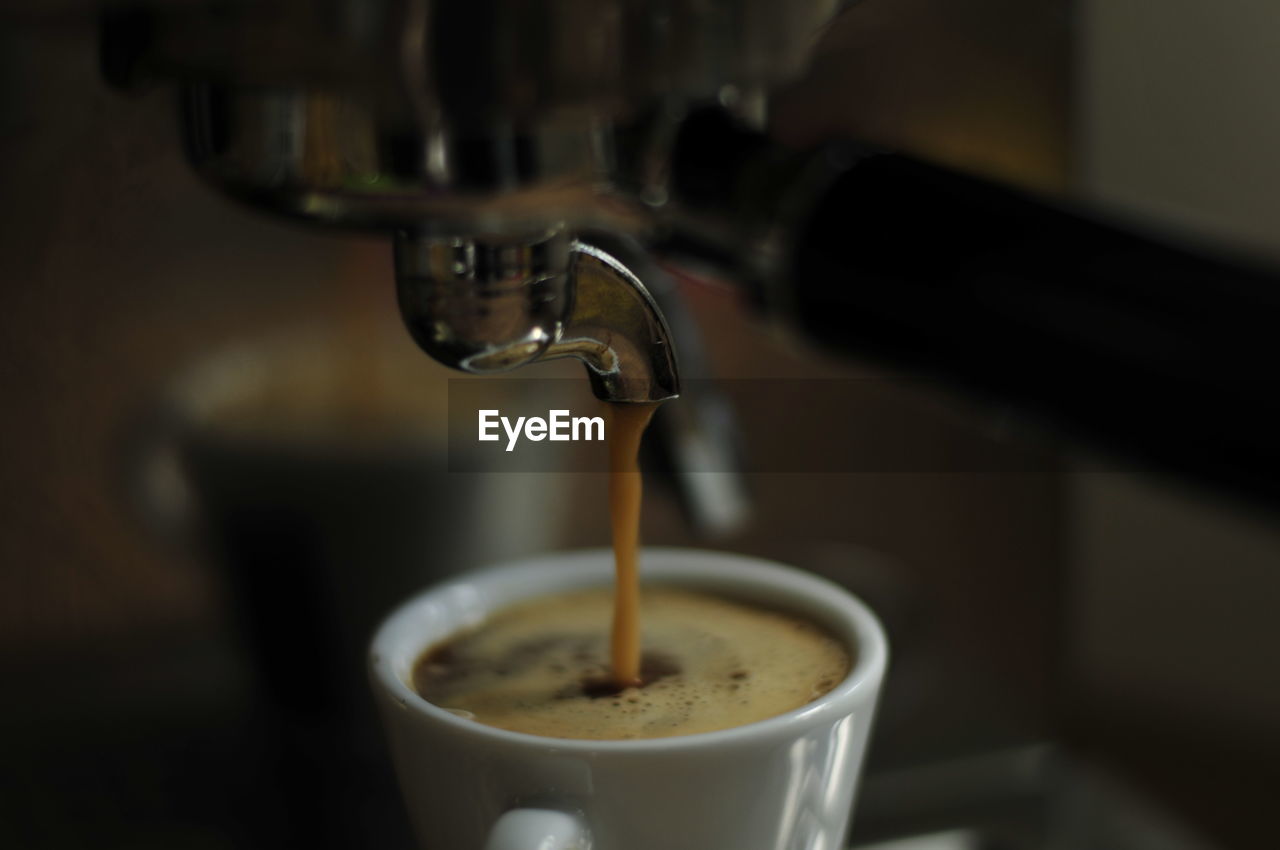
103 0 837 399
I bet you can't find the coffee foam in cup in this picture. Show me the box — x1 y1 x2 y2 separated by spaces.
414 586 851 740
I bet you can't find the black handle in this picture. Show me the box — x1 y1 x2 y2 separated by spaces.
669 109 1280 503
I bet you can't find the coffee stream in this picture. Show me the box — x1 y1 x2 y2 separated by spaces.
605 402 659 687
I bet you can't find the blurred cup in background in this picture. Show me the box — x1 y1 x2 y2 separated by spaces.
129 323 567 848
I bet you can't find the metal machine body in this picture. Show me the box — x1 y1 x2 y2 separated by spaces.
104 0 839 402
103 0 1280 501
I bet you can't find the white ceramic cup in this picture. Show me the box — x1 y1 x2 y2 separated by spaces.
369 548 888 850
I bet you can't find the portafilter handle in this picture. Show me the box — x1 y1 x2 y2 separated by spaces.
660 107 1280 504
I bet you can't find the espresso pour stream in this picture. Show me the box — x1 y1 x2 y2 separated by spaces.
605 402 659 687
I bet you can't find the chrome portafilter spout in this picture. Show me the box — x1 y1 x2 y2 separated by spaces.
394 230 680 403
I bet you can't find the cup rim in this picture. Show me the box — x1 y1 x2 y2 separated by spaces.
369 547 888 753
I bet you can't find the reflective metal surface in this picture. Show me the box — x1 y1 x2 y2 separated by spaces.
395 232 678 401
106 0 839 396
123 0 838 236
550 241 679 402
180 84 621 235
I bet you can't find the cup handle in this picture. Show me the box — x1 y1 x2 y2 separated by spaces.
483 809 590 850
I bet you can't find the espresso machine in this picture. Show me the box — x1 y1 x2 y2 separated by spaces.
100 0 1280 506
84 2 1279 849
